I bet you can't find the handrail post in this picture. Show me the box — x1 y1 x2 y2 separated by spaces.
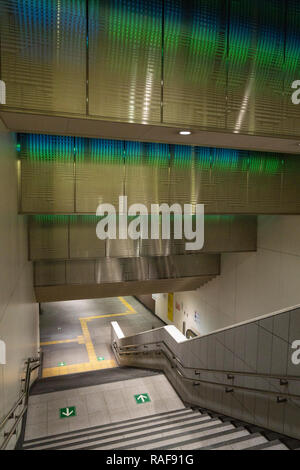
0 357 40 450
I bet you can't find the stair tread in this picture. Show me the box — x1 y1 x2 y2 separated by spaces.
200 432 265 450
245 439 289 450
24 413 211 450
23 407 193 446
115 422 235 451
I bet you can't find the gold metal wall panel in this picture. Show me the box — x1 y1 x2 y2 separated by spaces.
148 254 220 280
66 259 95 284
95 259 123 283
34 254 219 287
106 237 139 258
208 149 248 213
75 138 124 213
29 216 68 260
194 146 214 212
95 258 147 283
227 0 285 136
247 152 283 213
169 145 195 207
69 216 105 258
0 0 86 114
20 135 75 213
280 155 300 214
282 0 300 137
34 276 216 302
139 235 171 257
125 142 170 209
88 0 162 123
163 0 227 129
34 261 66 286
20 135 300 215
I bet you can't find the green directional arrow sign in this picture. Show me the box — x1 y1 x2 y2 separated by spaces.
134 393 151 404
59 406 76 419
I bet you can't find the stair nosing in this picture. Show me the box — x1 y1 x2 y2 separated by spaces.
150 426 247 451
24 412 208 450
23 407 192 446
243 439 288 450
63 420 231 451
199 432 264 450
25 415 215 451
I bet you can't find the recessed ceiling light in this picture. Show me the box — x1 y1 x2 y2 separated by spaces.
179 130 192 135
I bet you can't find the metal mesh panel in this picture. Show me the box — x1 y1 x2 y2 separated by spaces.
125 141 170 209
280 155 300 213
227 0 285 136
163 0 227 129
20 134 75 213
20 134 300 215
88 0 162 123
34 261 66 286
69 215 105 258
75 138 124 213
247 152 283 213
66 259 96 284
29 215 69 260
282 0 300 137
0 0 86 114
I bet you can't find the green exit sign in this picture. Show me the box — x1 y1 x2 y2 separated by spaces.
59 406 76 419
134 393 151 404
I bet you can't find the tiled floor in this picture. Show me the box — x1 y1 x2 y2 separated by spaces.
25 374 185 440
40 296 164 378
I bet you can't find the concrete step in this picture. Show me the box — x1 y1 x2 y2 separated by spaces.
26 411 210 451
56 415 219 450
23 407 195 449
120 422 236 451
22 405 291 451
245 439 289 450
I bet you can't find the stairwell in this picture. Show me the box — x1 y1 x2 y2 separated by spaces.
22 406 288 451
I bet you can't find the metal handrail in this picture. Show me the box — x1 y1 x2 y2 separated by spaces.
0 357 40 450
118 339 300 382
113 342 300 401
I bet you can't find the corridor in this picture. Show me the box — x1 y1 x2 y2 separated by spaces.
40 297 164 378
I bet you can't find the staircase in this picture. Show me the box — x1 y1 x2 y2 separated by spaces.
22 407 288 450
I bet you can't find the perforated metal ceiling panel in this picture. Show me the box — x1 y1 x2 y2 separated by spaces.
0 0 86 114
88 0 162 123
125 141 170 210
19 134 300 215
75 138 124 213
20 134 75 213
34 254 220 287
227 0 285 136
282 0 300 137
163 0 227 129
28 214 257 261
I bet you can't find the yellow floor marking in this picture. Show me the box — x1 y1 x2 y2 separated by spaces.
41 297 137 378
42 359 117 378
80 318 98 363
40 335 84 346
82 311 136 322
118 296 136 313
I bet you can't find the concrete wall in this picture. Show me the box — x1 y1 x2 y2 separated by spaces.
155 216 300 336
0 120 39 449
113 305 300 439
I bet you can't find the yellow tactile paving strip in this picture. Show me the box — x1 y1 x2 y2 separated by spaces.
41 297 136 378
